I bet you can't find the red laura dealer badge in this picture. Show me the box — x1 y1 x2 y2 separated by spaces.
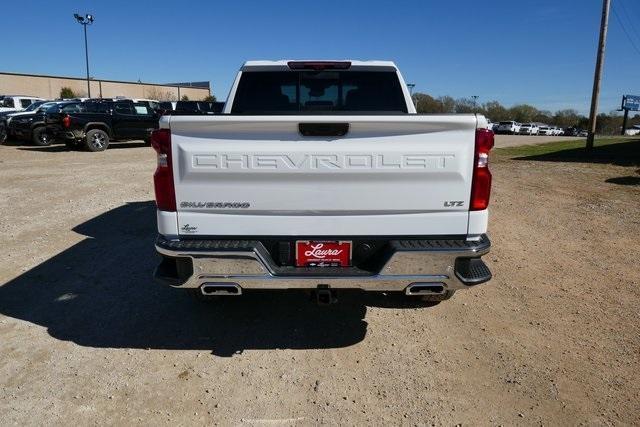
295 241 352 267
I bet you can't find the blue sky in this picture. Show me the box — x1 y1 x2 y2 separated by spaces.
2 0 639 114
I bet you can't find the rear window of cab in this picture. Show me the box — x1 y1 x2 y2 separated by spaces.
231 70 408 114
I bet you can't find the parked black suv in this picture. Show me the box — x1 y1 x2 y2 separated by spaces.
4 101 66 145
45 100 160 151
0 100 51 144
563 127 584 137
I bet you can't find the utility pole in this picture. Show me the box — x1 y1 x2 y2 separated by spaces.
74 13 95 98
586 0 611 150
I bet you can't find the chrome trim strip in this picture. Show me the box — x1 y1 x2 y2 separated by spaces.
155 241 490 292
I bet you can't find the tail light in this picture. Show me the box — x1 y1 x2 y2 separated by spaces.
62 114 71 128
150 128 176 211
470 128 494 211
287 61 351 70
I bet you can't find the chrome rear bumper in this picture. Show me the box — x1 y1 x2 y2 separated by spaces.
154 235 491 293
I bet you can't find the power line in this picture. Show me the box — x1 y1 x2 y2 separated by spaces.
611 3 640 56
616 0 640 47
621 0 640 23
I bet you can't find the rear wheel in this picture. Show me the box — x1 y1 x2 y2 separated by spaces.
85 129 109 152
31 127 52 146
0 124 7 144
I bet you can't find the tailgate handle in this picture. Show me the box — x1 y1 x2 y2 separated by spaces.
298 123 349 137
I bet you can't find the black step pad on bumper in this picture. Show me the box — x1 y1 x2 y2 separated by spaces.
157 238 260 252
392 234 490 252
455 258 492 286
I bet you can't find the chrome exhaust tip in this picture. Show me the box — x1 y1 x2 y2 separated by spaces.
405 283 447 296
200 283 242 296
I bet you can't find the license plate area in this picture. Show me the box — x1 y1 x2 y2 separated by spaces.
295 240 352 267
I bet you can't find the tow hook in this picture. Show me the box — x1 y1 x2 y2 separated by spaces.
316 285 337 305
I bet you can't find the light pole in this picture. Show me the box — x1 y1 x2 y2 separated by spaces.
471 95 479 111
74 13 95 98
407 83 416 109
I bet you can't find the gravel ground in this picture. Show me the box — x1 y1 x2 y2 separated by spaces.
0 139 638 425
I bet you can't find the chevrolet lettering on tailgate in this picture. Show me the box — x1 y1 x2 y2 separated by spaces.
192 153 457 171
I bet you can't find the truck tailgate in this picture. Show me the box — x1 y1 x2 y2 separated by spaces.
167 115 477 236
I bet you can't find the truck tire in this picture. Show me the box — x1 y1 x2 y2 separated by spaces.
0 124 7 144
32 127 52 146
85 129 109 152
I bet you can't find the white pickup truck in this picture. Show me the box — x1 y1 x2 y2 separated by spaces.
0 95 44 113
152 60 493 304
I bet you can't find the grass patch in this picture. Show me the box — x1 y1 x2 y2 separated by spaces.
495 136 640 167
494 137 634 157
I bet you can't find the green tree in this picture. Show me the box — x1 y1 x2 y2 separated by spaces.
59 87 76 99
181 95 190 101
454 98 477 114
532 110 553 124
413 94 457 113
553 109 581 127
595 112 623 134
202 95 217 102
483 101 509 121
413 93 439 113
437 96 456 113
577 116 590 130
508 104 538 123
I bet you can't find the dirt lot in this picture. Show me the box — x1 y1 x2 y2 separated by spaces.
0 138 639 425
